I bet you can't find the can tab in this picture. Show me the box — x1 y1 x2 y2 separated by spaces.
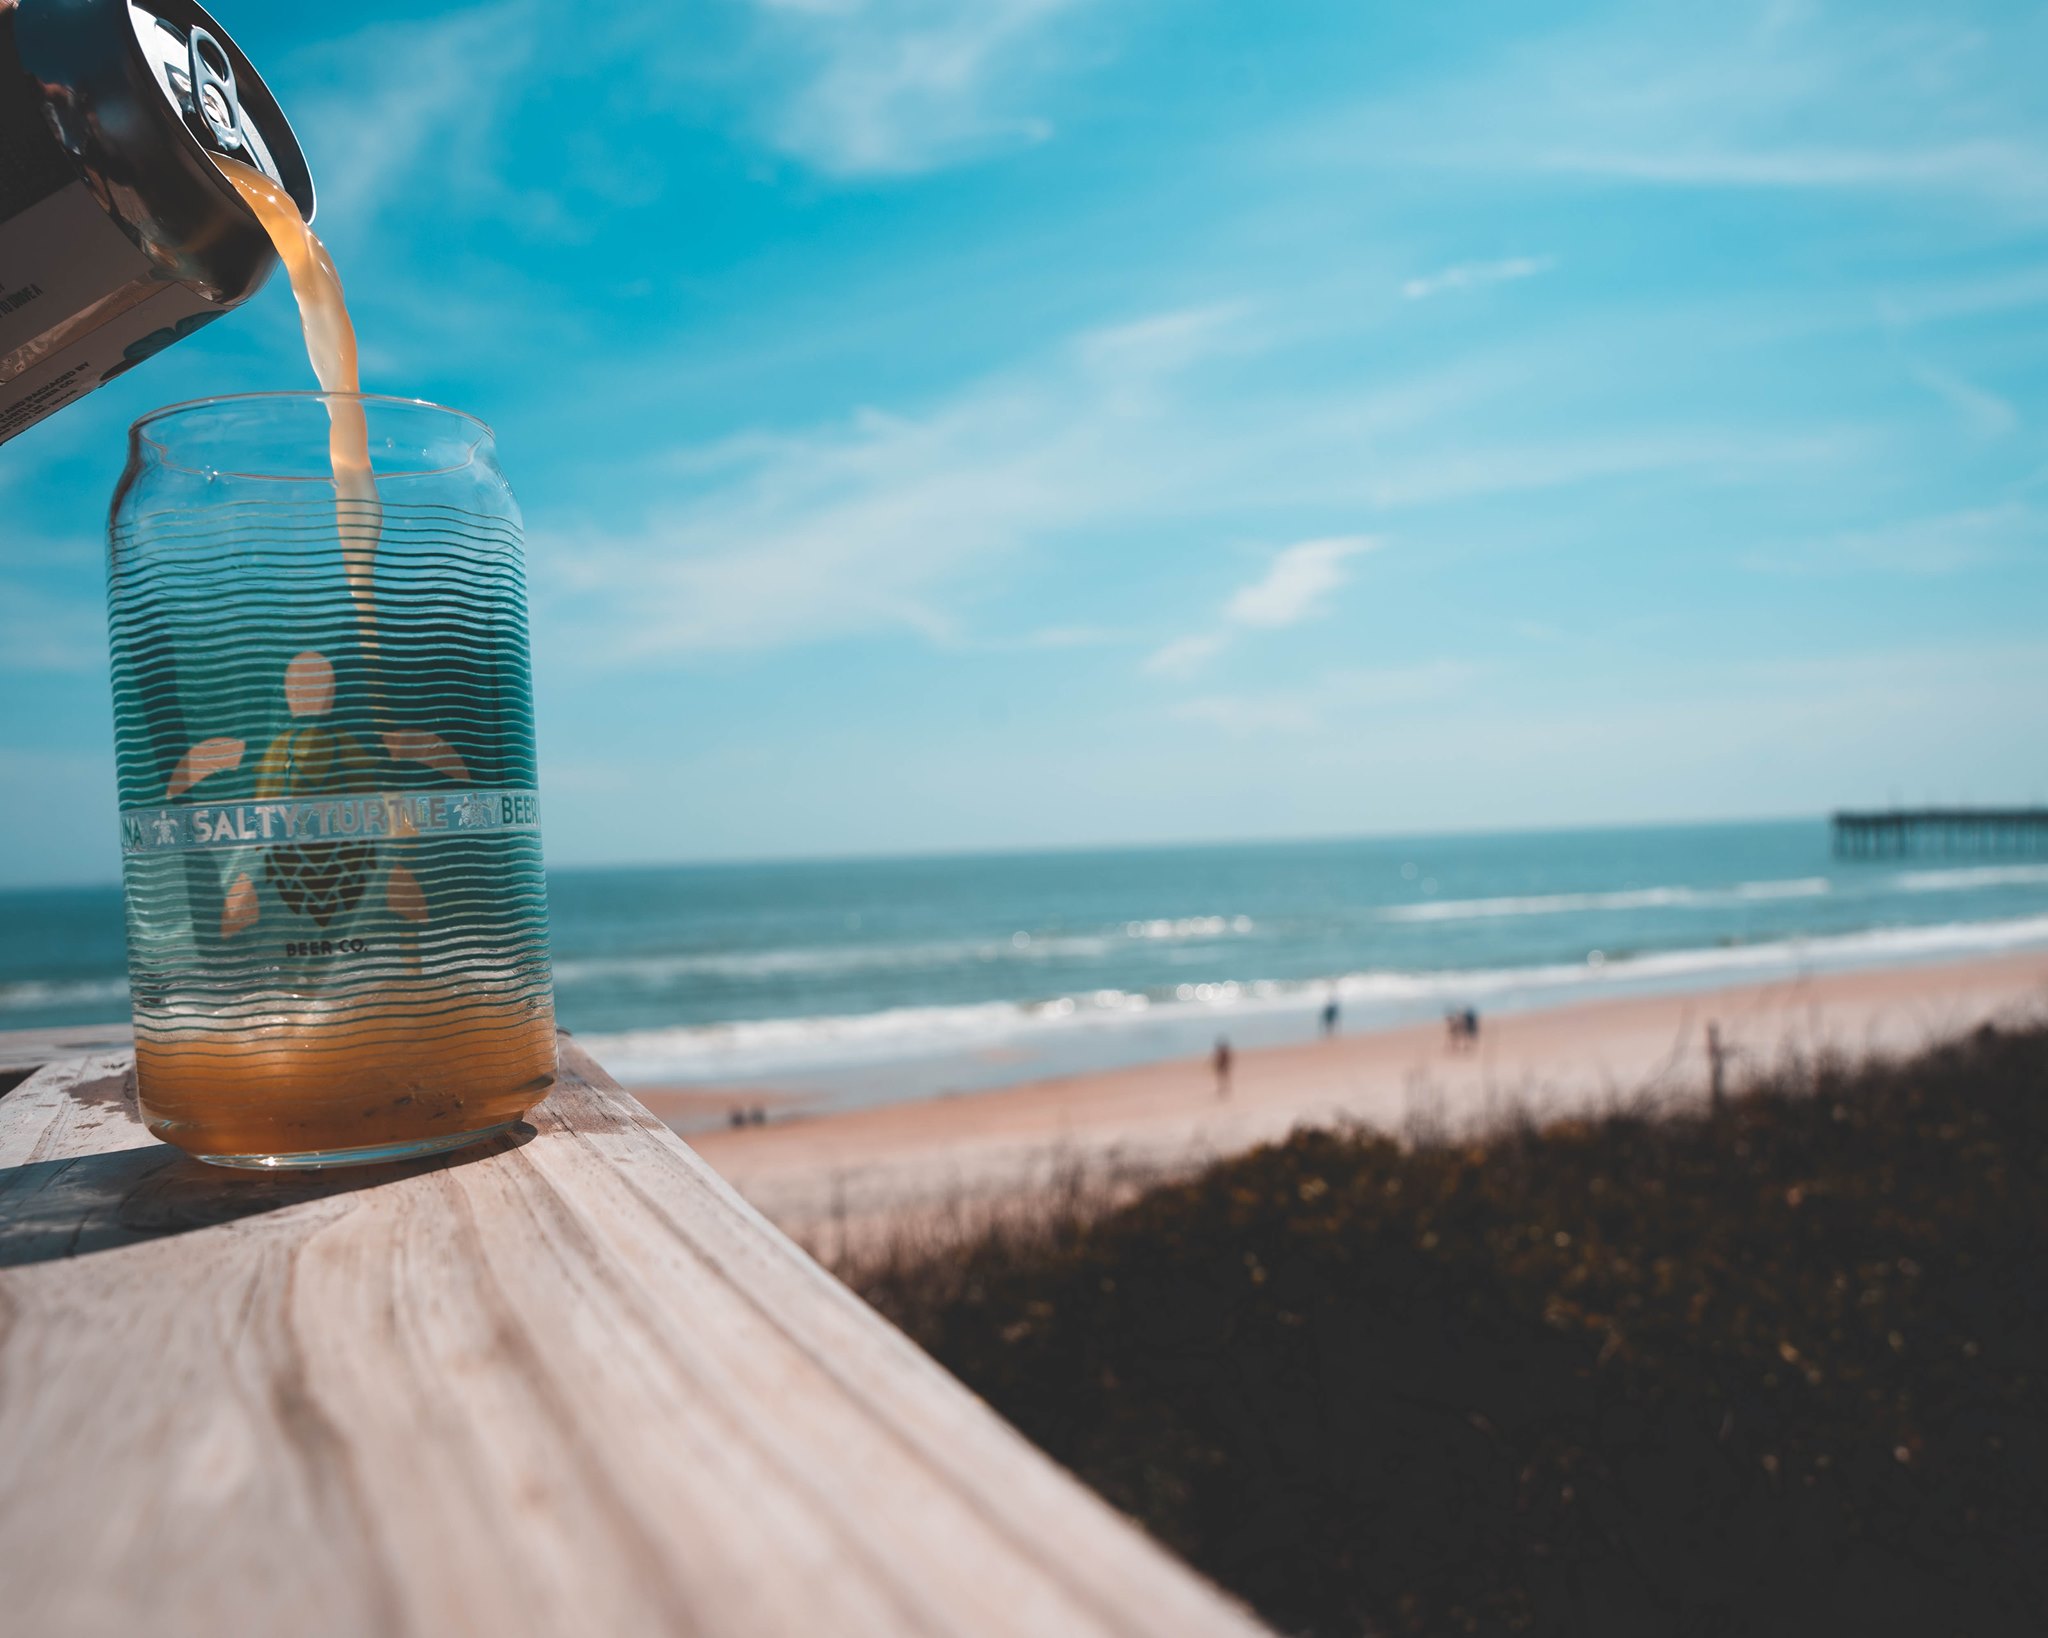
186 28 252 161
127 6 290 194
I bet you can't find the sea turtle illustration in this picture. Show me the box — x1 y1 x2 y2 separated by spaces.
164 649 469 941
255 651 380 927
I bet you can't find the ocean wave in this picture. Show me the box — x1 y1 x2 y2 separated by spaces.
555 938 1101 985
1377 877 1833 923
1893 864 2048 892
1123 914 1255 939
553 914 1254 987
0 976 131 1012
578 912 2048 1083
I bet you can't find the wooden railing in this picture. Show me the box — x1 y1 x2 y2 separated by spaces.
0 1034 1269 1637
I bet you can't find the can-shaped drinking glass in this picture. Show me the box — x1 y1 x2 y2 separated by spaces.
107 392 556 1167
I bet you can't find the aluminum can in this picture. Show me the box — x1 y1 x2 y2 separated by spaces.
0 0 311 445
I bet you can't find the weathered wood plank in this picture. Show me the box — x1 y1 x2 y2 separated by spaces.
0 1022 134 1092
0 1040 1268 1638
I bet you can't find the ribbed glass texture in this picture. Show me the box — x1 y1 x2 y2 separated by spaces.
107 393 556 1166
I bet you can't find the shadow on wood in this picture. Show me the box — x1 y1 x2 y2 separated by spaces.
0 1123 536 1269
0 1038 1268 1636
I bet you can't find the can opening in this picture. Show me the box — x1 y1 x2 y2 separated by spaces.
125 0 314 223
191 29 229 77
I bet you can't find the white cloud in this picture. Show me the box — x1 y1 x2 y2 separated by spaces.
1360 428 1861 511
1225 536 1378 628
1526 141 2047 202
752 0 1094 175
1170 693 1319 736
1143 535 1377 680
1299 6 2048 220
1874 264 2048 328
541 294 1832 665
1142 633 1228 680
1909 362 2018 437
543 303 1256 657
1402 256 1556 301
291 1 542 232
1746 502 2039 576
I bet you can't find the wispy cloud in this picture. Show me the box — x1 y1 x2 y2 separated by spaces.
1747 502 2040 576
544 303 1254 657
1874 263 2048 328
1168 691 1318 735
291 1 541 232
1909 362 2018 437
1142 633 1230 681
1224 536 1377 627
543 286 1839 665
1301 5 2048 220
1145 535 1378 678
1402 256 1556 301
1362 429 1857 510
749 0 1095 175
1528 141 2047 204
1173 661 1478 737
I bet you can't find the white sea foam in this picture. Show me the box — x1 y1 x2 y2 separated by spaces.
1893 864 2048 893
1735 876 1836 900
1377 876 1833 923
0 976 130 1012
553 914 1253 988
578 912 2048 1084
1122 914 1255 939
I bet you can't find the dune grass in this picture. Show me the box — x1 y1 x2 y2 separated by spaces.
847 1022 2048 1637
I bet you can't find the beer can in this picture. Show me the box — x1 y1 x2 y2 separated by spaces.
0 0 312 446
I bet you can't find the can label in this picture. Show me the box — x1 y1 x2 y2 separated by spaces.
0 185 148 365
0 180 218 440
120 790 544 855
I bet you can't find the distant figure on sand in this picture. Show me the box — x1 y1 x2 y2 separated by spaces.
1213 1037 1233 1099
1321 998 1340 1038
1445 1008 1481 1051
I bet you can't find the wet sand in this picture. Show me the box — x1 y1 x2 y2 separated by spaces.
683 951 2048 1253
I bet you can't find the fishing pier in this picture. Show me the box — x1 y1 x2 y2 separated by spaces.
1831 808 2048 860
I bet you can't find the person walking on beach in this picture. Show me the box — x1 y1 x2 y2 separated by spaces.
1321 998 1340 1038
1213 1037 1233 1100
1445 1007 1481 1051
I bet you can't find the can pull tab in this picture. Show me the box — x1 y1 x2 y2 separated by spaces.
187 26 279 186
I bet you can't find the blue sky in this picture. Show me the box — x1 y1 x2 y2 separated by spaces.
4 0 2046 885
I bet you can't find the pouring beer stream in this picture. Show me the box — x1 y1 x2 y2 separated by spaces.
212 153 381 647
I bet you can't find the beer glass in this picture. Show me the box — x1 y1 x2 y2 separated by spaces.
107 393 556 1167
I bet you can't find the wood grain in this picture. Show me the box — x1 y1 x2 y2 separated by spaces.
0 1023 133 1088
0 1040 1269 1638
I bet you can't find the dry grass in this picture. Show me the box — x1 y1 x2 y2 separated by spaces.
847 1021 2048 1637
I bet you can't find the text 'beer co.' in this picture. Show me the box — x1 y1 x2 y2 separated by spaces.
0 0 312 443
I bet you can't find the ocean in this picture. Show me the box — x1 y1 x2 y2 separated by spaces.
6 819 2048 1110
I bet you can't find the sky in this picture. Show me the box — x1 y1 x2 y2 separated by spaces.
3 0 2046 886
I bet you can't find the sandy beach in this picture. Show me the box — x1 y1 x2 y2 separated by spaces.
681 950 2048 1253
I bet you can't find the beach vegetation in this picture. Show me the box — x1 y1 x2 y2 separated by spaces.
849 1022 2048 1637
